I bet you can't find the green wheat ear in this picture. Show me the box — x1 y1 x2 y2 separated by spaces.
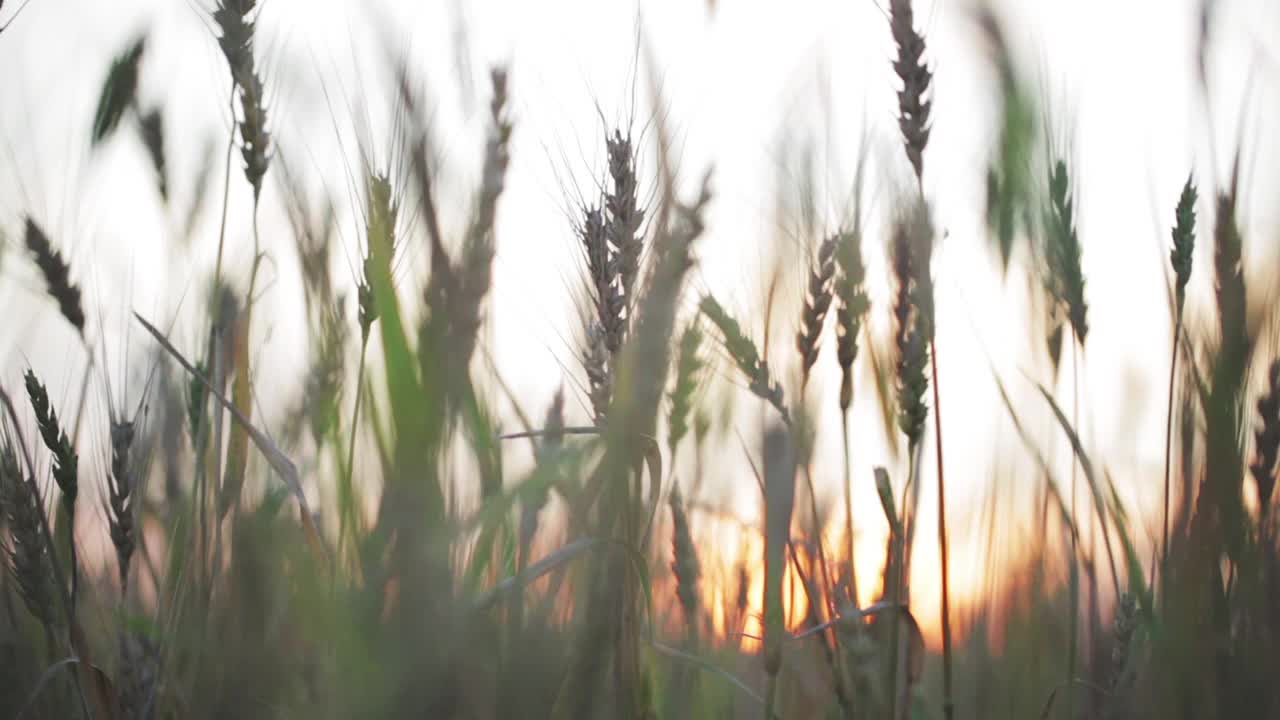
24 218 85 336
92 35 146 146
1170 174 1198 314
24 370 78 514
1046 159 1088 344
667 321 704 458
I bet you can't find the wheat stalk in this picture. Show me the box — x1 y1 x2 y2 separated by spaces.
520 387 563 570
1163 174 1197 581
763 426 795 717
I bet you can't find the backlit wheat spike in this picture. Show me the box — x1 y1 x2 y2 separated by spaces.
0 443 56 629
796 233 837 383
889 0 932 184
24 218 86 336
107 418 136 593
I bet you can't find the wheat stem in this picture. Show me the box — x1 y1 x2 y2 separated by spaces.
930 341 953 720
840 410 858 605
1161 315 1181 597
341 342 368 561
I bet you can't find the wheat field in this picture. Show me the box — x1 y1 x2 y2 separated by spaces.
1 0 1279 718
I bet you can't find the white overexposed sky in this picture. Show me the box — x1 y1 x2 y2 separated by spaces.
1 0 1278 640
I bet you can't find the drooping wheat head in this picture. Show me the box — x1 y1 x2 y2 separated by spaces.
24 218 86 337
91 35 146 146
700 294 790 425
138 106 169 203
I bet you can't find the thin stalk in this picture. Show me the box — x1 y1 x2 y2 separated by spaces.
1160 314 1182 598
788 538 853 715
197 85 237 595
1067 335 1080 720
212 85 236 288
342 342 369 560
930 341 953 720
841 410 858 605
800 463 855 712
209 201 264 595
802 465 837 615
889 443 918 720
65 343 98 610
1072 340 1120 597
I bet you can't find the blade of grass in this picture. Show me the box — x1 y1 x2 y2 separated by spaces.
134 311 329 570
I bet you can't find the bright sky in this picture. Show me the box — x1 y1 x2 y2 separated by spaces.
1 0 1278 641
